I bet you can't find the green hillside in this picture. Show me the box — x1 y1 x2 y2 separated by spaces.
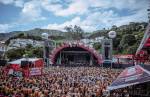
90 22 148 54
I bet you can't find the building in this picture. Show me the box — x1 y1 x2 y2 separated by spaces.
7 39 43 50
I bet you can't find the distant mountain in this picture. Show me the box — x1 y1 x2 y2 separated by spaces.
0 28 65 40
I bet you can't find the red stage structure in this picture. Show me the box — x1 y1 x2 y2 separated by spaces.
50 42 102 65
135 23 150 64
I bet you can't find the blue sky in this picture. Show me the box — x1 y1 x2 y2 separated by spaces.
0 0 149 33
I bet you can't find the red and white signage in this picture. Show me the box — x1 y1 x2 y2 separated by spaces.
30 68 42 76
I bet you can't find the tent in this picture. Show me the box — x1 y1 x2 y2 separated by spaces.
107 65 150 90
8 58 44 77
8 58 43 68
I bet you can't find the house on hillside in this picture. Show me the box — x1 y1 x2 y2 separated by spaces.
7 39 43 50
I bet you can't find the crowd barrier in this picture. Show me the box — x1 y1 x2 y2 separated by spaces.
46 63 135 69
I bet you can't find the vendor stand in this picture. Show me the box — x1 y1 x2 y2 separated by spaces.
7 58 44 77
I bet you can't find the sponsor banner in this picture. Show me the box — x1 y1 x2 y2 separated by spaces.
30 68 42 76
107 65 150 90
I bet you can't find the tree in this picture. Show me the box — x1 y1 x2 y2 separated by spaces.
64 25 73 33
73 25 84 40
93 43 101 50
17 33 25 38
111 25 117 30
120 34 136 46
6 48 25 60
26 44 33 49
113 36 121 49
74 25 83 33
64 25 74 40
126 43 138 54
5 46 44 60
64 25 84 40
32 47 43 58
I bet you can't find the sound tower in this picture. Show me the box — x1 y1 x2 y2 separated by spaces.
102 39 112 60
104 47 109 60
21 61 28 68
0 60 7 66
28 61 32 68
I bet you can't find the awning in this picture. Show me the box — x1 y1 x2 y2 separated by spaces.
8 58 41 65
113 54 133 59
107 65 150 90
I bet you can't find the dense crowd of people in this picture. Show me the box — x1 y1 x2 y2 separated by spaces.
0 66 122 97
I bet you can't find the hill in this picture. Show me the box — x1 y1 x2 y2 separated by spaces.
0 28 65 41
89 22 148 54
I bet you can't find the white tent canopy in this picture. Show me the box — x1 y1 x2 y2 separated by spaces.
8 58 41 65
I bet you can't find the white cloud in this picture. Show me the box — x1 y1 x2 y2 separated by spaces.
20 0 46 22
88 0 148 11
55 0 89 16
0 0 148 32
18 0 149 25
44 7 148 32
45 17 81 31
0 0 13 4
42 0 89 16
41 0 148 17
14 0 24 7
44 16 100 32
0 24 11 33
114 9 148 26
0 0 24 7
41 1 63 14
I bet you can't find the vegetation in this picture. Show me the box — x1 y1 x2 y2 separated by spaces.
90 22 147 54
64 25 84 40
6 48 25 60
6 46 43 60
93 42 101 50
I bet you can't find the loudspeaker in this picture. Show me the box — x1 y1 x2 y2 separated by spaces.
21 61 28 68
45 47 49 58
0 60 7 66
104 47 109 60
28 61 32 67
101 39 112 60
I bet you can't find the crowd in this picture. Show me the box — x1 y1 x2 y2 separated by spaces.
0 66 122 97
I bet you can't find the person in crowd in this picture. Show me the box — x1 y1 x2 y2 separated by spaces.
0 66 122 97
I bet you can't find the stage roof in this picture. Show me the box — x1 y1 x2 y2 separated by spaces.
8 58 41 65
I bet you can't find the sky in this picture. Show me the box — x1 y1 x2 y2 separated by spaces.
0 0 149 33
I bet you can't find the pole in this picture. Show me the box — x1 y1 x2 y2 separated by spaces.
43 40 46 67
111 39 113 68
60 51 62 64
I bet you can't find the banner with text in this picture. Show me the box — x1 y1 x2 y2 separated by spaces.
30 68 42 76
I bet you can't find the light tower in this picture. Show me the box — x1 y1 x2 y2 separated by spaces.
101 31 116 68
42 33 49 67
147 0 150 23
108 31 117 39
148 9 150 22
